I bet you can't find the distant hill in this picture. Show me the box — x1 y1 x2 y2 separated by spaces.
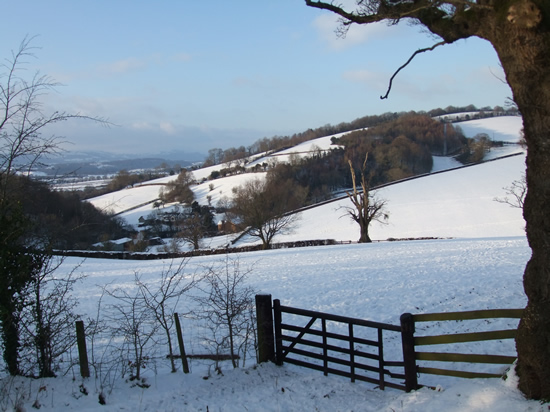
33 150 205 177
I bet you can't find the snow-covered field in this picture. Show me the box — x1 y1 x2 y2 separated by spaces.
0 237 537 411
2 114 542 411
1 236 546 411
458 116 523 144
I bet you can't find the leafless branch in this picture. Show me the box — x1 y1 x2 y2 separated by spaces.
381 41 447 99
494 173 526 209
1 36 110 190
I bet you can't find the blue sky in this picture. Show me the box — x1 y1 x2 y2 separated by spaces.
1 1 512 158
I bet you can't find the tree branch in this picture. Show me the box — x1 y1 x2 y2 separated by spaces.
380 40 447 100
305 1 377 23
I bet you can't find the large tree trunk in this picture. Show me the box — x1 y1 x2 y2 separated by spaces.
358 219 372 243
490 18 550 399
514 107 550 399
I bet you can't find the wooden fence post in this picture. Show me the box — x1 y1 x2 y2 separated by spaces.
400 313 418 392
75 320 90 378
273 299 284 366
174 313 190 373
255 294 275 363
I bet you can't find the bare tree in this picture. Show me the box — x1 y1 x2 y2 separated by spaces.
135 259 199 373
18 255 84 378
0 36 106 197
103 283 160 383
194 256 257 369
231 178 306 249
304 0 550 397
343 153 388 243
175 203 216 250
177 213 204 250
494 173 527 209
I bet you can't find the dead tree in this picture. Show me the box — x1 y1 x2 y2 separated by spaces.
344 153 388 243
194 256 256 369
135 259 199 373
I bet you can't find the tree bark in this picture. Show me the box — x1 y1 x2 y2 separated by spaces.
511 86 550 400
485 13 550 399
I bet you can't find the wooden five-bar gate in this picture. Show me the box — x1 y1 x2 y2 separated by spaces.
254 294 523 393
273 299 407 390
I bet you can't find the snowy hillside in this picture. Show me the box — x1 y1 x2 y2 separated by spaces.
85 131 344 216
231 153 525 247
246 133 345 167
2 115 540 411
88 116 526 244
458 116 523 143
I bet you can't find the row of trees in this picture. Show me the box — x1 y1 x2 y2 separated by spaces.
427 104 517 118
202 103 516 169
202 113 404 168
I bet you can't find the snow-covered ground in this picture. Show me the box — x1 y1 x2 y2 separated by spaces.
0 237 537 411
431 155 462 172
457 116 523 144
246 133 345 168
2 115 540 411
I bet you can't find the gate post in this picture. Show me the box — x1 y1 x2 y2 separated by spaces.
255 294 275 363
174 313 190 373
400 313 418 392
75 320 90 378
273 299 284 366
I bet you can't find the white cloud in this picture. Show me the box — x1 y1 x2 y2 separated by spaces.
129 121 177 135
160 121 176 134
130 121 154 130
171 52 192 62
342 69 387 89
313 14 393 50
98 57 147 75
